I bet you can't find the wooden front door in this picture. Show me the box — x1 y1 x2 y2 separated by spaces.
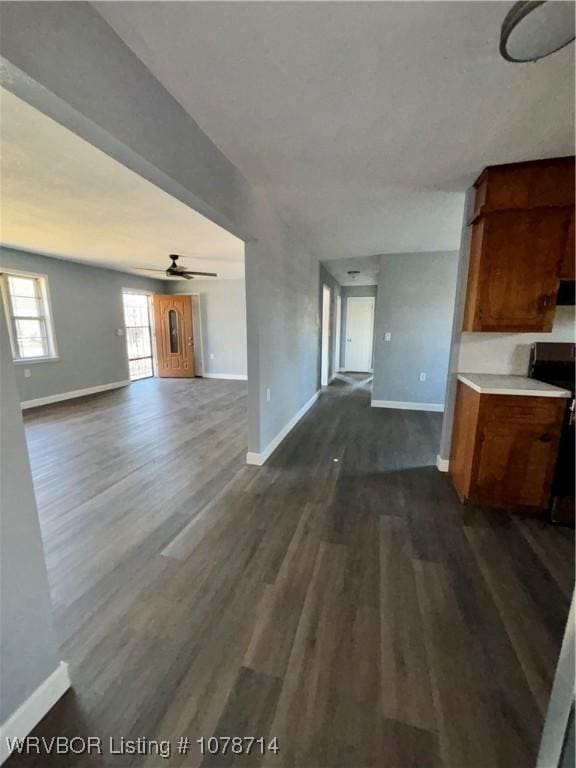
153 294 195 378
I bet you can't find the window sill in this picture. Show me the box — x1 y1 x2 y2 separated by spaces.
14 356 61 365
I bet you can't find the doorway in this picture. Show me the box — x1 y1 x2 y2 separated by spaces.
122 290 154 380
153 294 195 377
335 293 342 373
344 296 375 372
321 284 331 386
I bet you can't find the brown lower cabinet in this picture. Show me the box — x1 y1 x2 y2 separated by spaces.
450 382 566 511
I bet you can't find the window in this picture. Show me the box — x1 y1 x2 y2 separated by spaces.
1 271 57 361
168 309 179 353
122 291 154 380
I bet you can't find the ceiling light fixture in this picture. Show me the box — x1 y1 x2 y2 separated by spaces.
500 1 575 63
347 270 360 280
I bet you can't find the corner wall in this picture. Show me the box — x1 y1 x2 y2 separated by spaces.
372 251 458 408
0 302 65 728
245 204 320 453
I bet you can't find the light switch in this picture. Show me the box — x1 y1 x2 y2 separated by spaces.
419 372 427 382
266 388 271 402
210 353 215 360
24 368 31 379
384 332 392 341
116 328 124 337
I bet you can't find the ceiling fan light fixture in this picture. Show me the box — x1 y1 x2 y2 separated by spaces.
500 1 575 63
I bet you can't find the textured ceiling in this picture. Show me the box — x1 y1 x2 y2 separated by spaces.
322 255 380 287
97 1 574 259
0 88 244 278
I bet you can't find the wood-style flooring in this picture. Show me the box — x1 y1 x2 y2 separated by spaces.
11 373 575 768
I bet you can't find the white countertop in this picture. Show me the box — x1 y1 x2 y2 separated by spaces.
457 373 572 398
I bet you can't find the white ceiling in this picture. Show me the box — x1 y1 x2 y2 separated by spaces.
323 255 380 287
0 88 244 279
97 1 574 260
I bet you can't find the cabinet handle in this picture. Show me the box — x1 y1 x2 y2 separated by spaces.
538 294 552 312
539 433 552 443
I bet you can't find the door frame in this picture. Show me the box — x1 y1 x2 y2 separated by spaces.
334 292 342 373
321 284 331 387
344 295 375 372
121 288 157 380
165 292 205 376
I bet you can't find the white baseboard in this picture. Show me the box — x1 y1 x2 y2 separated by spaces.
436 455 450 472
246 390 320 466
21 380 130 410
202 373 247 381
371 399 444 412
0 662 70 765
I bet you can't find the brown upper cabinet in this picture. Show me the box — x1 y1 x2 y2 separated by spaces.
471 157 575 220
463 156 575 333
560 209 575 281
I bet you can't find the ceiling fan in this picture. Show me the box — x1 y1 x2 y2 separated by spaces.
140 254 217 280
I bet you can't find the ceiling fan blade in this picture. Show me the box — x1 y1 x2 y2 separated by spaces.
136 268 167 272
181 270 218 277
181 273 194 280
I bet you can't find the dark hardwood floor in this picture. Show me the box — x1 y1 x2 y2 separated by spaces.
11 373 574 768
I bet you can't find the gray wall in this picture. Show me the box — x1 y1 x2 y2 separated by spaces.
560 706 575 768
372 251 458 406
340 285 378 370
245 204 319 452
170 279 247 378
0 247 165 403
319 265 341 383
0 3 320 456
0 302 61 723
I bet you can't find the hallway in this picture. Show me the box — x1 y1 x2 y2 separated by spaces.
14 375 574 768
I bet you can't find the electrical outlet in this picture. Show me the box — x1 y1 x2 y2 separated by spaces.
210 353 215 360
24 368 31 379
384 332 392 341
419 372 427 382
266 387 271 402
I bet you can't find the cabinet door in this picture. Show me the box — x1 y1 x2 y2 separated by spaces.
449 382 481 501
472 397 565 508
473 159 575 218
463 209 570 332
559 209 575 281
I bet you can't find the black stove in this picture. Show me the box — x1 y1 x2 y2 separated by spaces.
528 342 575 525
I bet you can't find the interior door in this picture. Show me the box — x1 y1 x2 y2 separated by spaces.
345 296 375 372
153 294 195 378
